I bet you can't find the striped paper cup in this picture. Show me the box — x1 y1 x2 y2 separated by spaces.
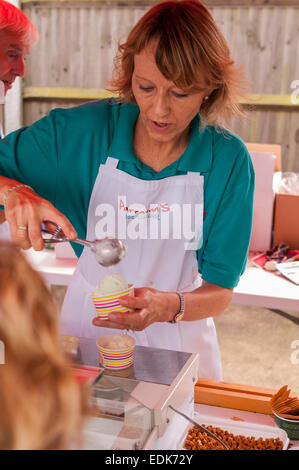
104 365 134 378
91 284 134 320
96 334 136 370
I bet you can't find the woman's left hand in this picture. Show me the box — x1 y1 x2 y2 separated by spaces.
92 287 179 331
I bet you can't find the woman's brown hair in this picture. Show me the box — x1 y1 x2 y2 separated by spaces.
0 242 90 449
110 0 248 127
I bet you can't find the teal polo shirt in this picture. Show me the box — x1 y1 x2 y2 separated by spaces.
0 99 254 288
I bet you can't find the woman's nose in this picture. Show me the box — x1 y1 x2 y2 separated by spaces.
153 92 170 117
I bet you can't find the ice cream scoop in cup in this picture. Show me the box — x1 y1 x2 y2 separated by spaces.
96 334 136 370
91 273 134 320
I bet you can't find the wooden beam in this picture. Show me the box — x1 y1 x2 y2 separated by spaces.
23 87 299 108
239 93 299 108
23 87 117 100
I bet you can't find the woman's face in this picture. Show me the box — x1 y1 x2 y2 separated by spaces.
131 42 207 145
0 31 29 94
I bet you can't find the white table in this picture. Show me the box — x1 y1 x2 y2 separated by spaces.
24 249 299 312
24 248 77 287
233 257 299 311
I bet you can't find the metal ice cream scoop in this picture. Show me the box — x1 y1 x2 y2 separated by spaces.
41 220 127 267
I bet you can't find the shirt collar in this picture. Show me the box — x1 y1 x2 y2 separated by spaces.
176 115 213 173
108 102 213 173
108 102 139 162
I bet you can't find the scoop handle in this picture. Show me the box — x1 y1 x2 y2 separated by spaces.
71 237 94 249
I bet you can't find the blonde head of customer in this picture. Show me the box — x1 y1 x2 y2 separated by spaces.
0 242 90 450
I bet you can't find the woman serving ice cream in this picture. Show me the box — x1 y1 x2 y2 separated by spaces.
0 1 254 380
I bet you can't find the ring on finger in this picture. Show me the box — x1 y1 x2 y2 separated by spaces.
17 225 27 231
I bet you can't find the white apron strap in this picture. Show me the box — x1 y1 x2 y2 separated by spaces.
103 157 119 170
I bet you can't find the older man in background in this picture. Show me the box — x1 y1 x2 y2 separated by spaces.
0 0 38 230
0 0 38 97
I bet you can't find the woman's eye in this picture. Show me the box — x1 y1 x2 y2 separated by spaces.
139 85 153 92
172 91 188 98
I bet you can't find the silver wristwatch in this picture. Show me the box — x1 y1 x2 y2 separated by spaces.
169 292 185 323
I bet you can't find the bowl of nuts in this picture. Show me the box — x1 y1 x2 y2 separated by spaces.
179 415 289 451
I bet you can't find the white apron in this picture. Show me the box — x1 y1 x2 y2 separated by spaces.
60 157 222 380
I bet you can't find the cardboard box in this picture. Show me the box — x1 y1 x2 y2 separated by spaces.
273 193 299 249
246 142 281 171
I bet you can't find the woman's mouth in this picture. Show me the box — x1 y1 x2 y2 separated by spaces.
150 120 172 132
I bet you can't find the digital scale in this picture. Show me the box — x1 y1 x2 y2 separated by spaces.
72 337 199 450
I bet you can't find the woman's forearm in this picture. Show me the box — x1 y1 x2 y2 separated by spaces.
94 282 233 331
166 281 233 323
0 175 77 250
0 176 24 203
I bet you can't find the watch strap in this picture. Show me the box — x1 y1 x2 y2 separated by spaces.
169 292 185 323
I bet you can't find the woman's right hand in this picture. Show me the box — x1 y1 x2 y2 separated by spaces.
3 183 77 251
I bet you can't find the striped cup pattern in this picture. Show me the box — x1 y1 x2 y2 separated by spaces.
91 285 134 320
96 335 136 370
